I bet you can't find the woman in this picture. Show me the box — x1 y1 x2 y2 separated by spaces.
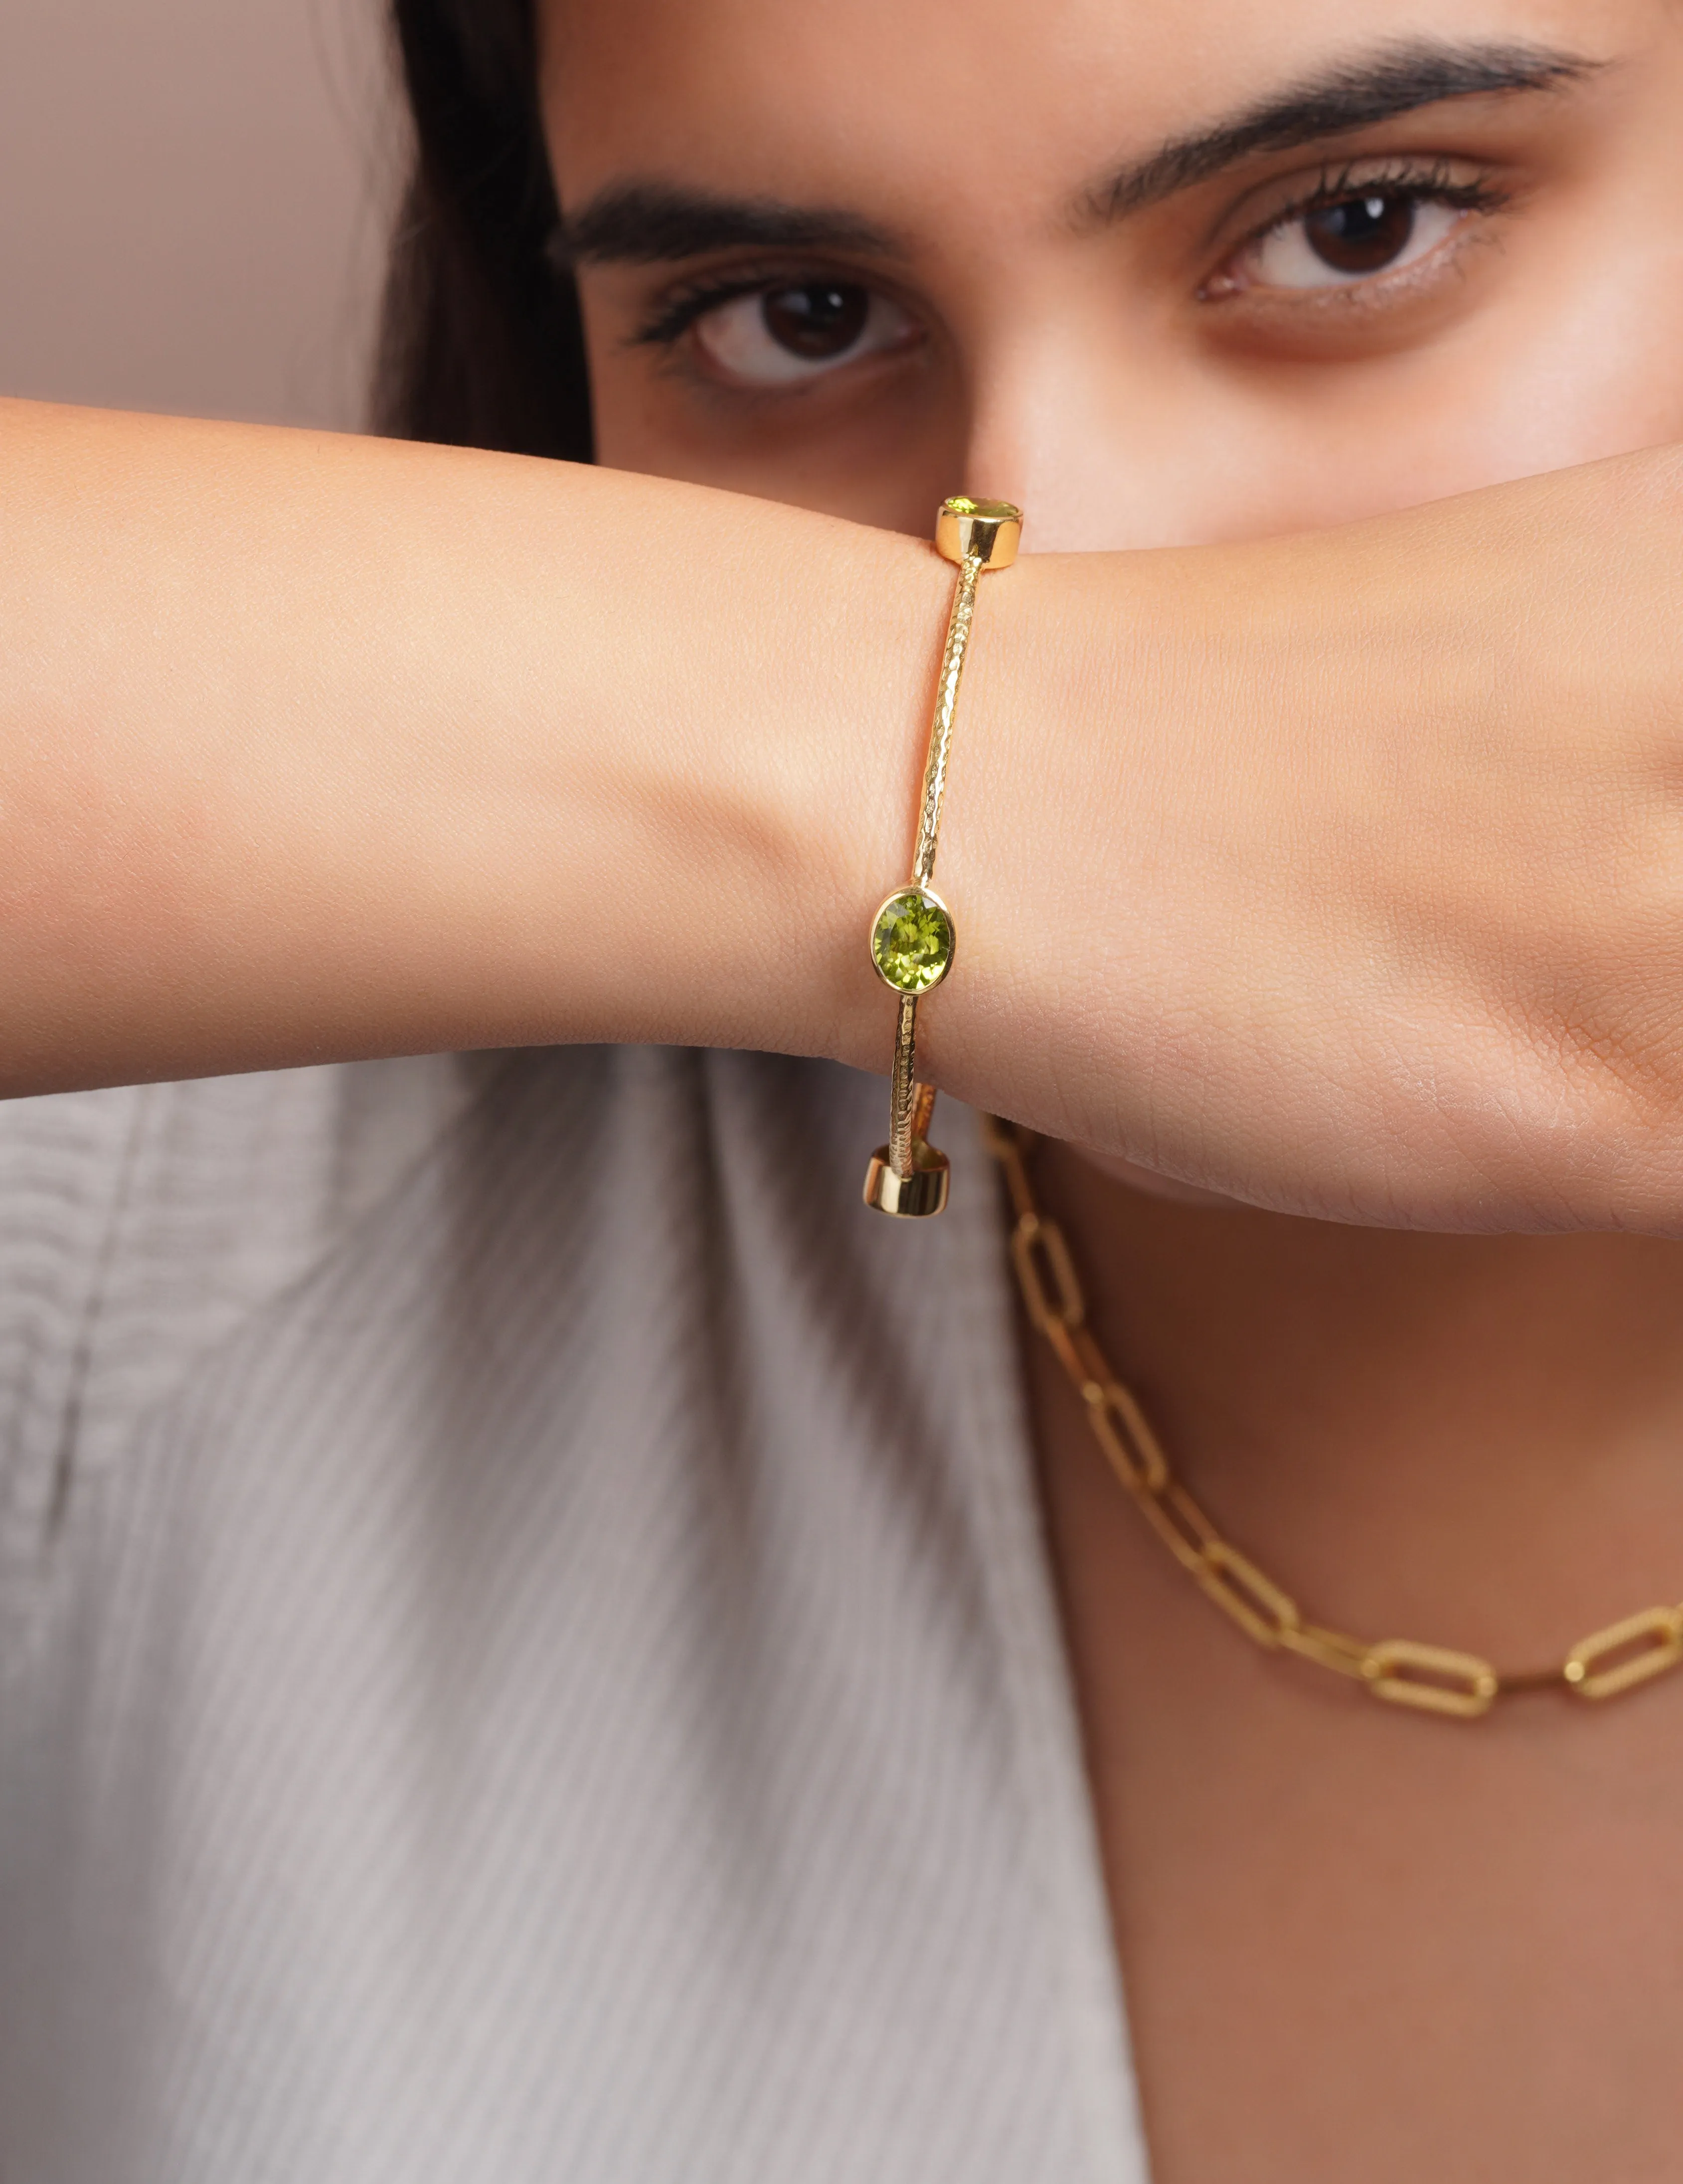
4 0 1683 2178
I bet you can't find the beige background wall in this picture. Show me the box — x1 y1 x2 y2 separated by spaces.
0 0 400 429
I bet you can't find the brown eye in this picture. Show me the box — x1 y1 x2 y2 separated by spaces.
691 282 918 386
760 283 870 358
1303 192 1418 275
1231 188 1466 295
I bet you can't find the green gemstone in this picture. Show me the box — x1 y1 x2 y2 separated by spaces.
943 495 1020 522
871 889 954 994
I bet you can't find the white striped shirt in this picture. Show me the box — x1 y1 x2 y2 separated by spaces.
0 1047 1148 2182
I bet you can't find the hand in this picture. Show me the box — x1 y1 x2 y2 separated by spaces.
913 447 1683 1234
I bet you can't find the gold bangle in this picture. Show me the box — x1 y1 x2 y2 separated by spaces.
863 496 1023 1218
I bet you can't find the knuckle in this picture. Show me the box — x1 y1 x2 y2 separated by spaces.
1511 991 1683 1124
1486 980 1683 1224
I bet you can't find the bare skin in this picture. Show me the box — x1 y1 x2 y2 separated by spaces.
5 0 1683 2169
540 0 1683 2175
1029 1151 1683 2182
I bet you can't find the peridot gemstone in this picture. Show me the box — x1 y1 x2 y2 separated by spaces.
871 889 954 994
943 495 1020 522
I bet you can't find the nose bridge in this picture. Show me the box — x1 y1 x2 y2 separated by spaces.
956 307 1208 553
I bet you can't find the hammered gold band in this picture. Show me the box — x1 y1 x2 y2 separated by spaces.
863 497 1023 1219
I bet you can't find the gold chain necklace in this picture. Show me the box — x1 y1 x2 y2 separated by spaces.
985 1117 1683 1720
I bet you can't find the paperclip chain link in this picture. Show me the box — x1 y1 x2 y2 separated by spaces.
983 1117 1683 1721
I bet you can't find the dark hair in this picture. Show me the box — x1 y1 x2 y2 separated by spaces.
377 0 594 460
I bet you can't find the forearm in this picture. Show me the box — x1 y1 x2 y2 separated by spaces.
8 398 1683 1236
0 398 945 1092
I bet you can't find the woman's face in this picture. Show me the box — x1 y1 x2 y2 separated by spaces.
542 0 1683 549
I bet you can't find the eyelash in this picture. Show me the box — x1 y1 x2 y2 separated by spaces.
630 265 829 349
1222 157 1512 275
628 158 1515 351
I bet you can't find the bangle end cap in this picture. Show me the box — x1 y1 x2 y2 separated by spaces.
863 1143 950 1218
936 497 1022 570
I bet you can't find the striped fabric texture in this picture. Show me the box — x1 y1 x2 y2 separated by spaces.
0 1047 1148 2183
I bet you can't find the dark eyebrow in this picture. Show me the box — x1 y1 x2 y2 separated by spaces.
1084 37 1599 221
552 182 904 267
556 40 1599 266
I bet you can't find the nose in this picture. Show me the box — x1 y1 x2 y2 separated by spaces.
955 309 1284 553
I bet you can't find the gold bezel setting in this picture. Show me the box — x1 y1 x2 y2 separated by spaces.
869 884 956 996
